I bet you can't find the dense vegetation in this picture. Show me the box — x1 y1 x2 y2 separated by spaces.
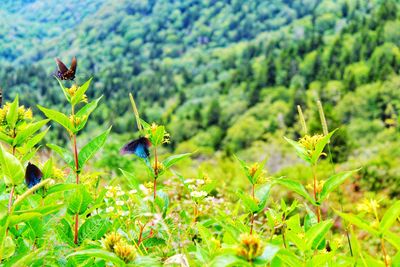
0 0 399 266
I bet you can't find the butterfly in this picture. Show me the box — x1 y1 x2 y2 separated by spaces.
25 162 43 188
55 56 77 80
120 137 151 160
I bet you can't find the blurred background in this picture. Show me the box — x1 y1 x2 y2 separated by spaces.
0 0 399 196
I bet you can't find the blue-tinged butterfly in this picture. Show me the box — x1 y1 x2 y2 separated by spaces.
120 137 152 160
25 162 43 188
55 56 77 80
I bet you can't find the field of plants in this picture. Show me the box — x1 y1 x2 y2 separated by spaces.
0 0 400 266
0 75 398 266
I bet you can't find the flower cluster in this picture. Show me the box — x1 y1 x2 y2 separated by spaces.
103 185 133 217
357 198 381 215
299 134 325 157
67 84 88 103
184 177 210 201
306 179 326 194
236 233 263 261
0 102 32 129
103 232 136 263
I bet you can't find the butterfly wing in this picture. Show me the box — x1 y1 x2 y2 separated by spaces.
69 56 77 74
55 58 68 73
121 137 151 159
25 162 43 188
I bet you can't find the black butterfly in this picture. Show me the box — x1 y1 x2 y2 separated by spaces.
25 162 43 188
55 56 77 80
120 137 151 159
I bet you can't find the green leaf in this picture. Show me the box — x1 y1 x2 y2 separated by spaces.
78 127 111 169
37 105 74 133
234 155 254 184
305 220 333 250
143 237 166 247
67 185 93 215
275 249 303 267
320 169 359 202
210 254 251 267
56 78 72 102
9 212 43 226
0 144 24 185
23 127 50 151
254 244 280 264
0 131 13 145
13 119 49 146
71 77 93 106
47 143 75 170
336 211 379 236
75 96 102 131
256 183 271 211
162 153 191 170
46 183 78 195
237 191 259 213
13 204 63 216
6 248 43 267
78 215 110 244
67 249 126 266
6 95 19 129
380 200 400 233
154 190 169 218
383 231 400 250
2 236 16 259
56 218 75 247
284 136 311 164
311 129 337 164
275 178 315 205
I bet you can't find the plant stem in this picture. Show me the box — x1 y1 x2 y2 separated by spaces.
7 186 14 214
71 105 80 244
250 184 255 234
153 146 158 200
381 238 389 267
312 165 321 222
193 203 198 223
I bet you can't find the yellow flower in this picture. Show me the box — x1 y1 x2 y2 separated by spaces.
299 134 325 156
357 198 380 215
152 161 165 174
114 241 136 263
236 233 263 261
67 84 79 96
103 232 123 252
306 180 325 194
249 163 259 178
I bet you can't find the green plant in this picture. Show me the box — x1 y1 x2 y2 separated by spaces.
38 78 110 245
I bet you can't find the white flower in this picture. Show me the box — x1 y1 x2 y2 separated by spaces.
106 207 114 213
196 179 205 185
116 200 124 206
139 184 149 194
188 185 196 190
105 185 112 190
190 191 207 198
106 191 114 198
184 179 195 184
129 189 137 194
117 191 125 197
121 211 130 217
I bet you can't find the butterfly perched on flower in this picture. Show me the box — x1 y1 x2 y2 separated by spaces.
120 137 152 160
25 162 43 188
55 56 77 80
